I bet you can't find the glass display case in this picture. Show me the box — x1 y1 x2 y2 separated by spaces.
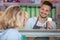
19 29 60 40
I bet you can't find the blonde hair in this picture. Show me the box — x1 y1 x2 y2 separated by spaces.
15 11 28 29
1 5 28 30
0 11 5 21
2 5 21 29
0 11 5 30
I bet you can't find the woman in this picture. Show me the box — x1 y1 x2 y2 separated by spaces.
0 5 28 40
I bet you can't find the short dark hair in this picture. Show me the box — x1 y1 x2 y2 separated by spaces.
42 1 53 9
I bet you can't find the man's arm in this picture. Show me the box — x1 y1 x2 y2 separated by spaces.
47 21 56 30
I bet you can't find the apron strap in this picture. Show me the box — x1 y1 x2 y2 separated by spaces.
45 22 47 29
33 17 39 29
33 17 48 29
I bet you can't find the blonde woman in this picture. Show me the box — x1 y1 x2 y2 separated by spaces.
1 5 28 30
0 5 26 40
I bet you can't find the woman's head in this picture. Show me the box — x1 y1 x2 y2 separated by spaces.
2 5 28 30
3 5 21 29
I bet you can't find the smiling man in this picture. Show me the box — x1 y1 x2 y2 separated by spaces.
25 1 56 40
25 1 56 30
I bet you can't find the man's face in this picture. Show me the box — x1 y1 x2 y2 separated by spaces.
39 5 51 18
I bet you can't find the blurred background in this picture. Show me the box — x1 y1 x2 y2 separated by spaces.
0 0 60 40
0 0 60 29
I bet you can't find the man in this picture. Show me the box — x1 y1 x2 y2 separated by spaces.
25 1 56 40
25 1 56 30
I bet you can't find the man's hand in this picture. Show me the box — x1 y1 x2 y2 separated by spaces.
39 27 46 30
47 18 53 30
47 21 53 30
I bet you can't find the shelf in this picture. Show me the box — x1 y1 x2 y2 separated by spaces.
3 2 41 6
0 0 3 6
0 2 41 6
19 29 60 37
0 2 56 7
0 29 60 37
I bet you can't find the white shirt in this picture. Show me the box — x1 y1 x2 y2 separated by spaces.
25 17 56 30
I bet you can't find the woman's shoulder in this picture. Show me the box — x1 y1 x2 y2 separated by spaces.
1 29 22 40
6 29 20 34
2 29 21 36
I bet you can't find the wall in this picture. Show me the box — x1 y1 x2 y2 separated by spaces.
56 0 60 29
